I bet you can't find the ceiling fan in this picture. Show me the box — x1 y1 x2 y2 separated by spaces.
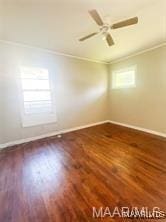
79 9 138 46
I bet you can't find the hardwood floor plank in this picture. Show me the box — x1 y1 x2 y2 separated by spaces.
0 123 165 221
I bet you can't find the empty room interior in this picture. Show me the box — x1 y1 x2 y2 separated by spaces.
0 0 166 221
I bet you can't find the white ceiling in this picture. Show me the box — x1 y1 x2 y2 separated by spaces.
0 0 165 62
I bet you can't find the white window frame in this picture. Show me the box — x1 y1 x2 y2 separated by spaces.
19 66 57 127
112 65 137 89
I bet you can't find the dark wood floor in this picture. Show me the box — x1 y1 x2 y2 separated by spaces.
0 123 166 222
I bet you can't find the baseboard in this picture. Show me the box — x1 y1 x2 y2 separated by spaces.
1 120 165 150
109 120 166 138
0 120 109 149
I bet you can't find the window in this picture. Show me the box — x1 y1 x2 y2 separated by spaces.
20 67 56 127
112 66 136 89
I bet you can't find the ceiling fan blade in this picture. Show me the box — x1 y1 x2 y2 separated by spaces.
106 34 114 46
89 9 104 26
111 17 138 29
79 32 98 41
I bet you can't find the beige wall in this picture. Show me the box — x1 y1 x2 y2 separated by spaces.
109 45 166 134
0 43 108 144
0 43 165 145
0 69 3 143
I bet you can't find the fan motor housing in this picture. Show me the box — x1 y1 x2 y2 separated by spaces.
100 24 110 34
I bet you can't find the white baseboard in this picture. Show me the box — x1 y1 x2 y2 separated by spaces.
1 120 165 150
0 120 109 149
109 120 166 138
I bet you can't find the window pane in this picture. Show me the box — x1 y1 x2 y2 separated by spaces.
115 71 135 87
24 101 52 114
112 67 136 89
20 66 56 120
23 91 51 101
20 67 49 79
22 79 50 90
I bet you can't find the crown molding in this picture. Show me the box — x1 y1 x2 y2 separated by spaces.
109 42 166 64
0 39 109 65
0 39 165 65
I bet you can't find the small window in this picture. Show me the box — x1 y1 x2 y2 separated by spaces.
20 67 57 127
112 66 136 89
